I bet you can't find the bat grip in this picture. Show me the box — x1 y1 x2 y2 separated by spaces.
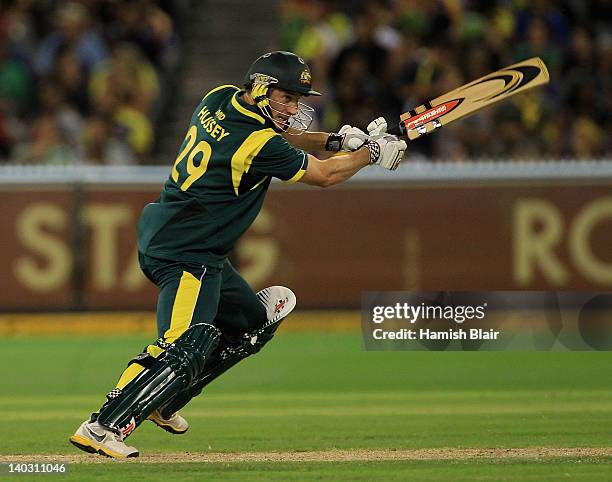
387 122 406 137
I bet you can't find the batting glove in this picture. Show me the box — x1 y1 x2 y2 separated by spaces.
367 117 388 136
325 125 369 152
365 135 407 170
364 117 407 170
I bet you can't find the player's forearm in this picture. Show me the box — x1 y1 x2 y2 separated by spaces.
283 131 330 151
317 147 371 186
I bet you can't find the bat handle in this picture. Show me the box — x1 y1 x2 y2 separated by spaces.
387 122 406 137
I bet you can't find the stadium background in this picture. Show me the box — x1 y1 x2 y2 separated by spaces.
0 1 611 479
0 0 610 312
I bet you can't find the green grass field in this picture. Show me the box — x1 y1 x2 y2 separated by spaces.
1 330 611 480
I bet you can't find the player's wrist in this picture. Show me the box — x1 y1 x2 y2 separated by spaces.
364 140 379 164
352 144 373 166
325 133 344 152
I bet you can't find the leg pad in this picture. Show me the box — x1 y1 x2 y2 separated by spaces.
160 286 296 418
96 323 220 436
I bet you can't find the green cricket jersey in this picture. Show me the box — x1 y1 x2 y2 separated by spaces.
137 84 308 267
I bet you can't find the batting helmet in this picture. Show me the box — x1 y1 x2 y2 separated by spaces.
244 51 321 96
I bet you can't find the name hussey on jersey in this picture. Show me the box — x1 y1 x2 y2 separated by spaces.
197 106 231 141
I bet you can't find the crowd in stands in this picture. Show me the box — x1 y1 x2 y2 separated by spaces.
1 1 609 165
0 0 185 165
281 0 611 160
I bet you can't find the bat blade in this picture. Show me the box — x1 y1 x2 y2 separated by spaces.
398 57 549 141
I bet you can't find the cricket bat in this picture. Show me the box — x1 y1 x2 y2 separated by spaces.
393 57 549 140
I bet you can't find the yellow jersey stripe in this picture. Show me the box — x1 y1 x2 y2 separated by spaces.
284 168 306 184
283 152 308 184
163 270 203 343
231 129 277 195
231 92 266 124
202 84 238 100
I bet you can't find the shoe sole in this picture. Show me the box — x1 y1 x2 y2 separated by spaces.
148 418 189 435
69 435 139 458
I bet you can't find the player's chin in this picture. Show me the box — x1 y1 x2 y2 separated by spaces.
273 117 290 131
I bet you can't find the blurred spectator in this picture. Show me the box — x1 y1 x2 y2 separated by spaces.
52 45 89 115
0 33 31 115
113 102 154 162
514 17 563 74
37 78 83 156
0 0 38 64
34 2 108 77
326 12 400 131
11 60 82 165
83 115 134 165
13 113 78 164
0 26 32 160
330 14 390 86
89 43 160 116
103 0 179 70
571 117 606 159
94 88 154 162
288 0 352 75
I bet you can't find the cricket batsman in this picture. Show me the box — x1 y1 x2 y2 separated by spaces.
69 51 406 457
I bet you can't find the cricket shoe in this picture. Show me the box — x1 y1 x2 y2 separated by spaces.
69 420 139 458
147 409 189 434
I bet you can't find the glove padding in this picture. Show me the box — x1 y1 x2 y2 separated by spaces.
326 125 369 152
338 125 369 151
367 117 388 137
364 117 407 170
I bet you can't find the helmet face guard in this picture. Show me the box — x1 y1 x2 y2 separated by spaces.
249 73 314 135
282 100 314 135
